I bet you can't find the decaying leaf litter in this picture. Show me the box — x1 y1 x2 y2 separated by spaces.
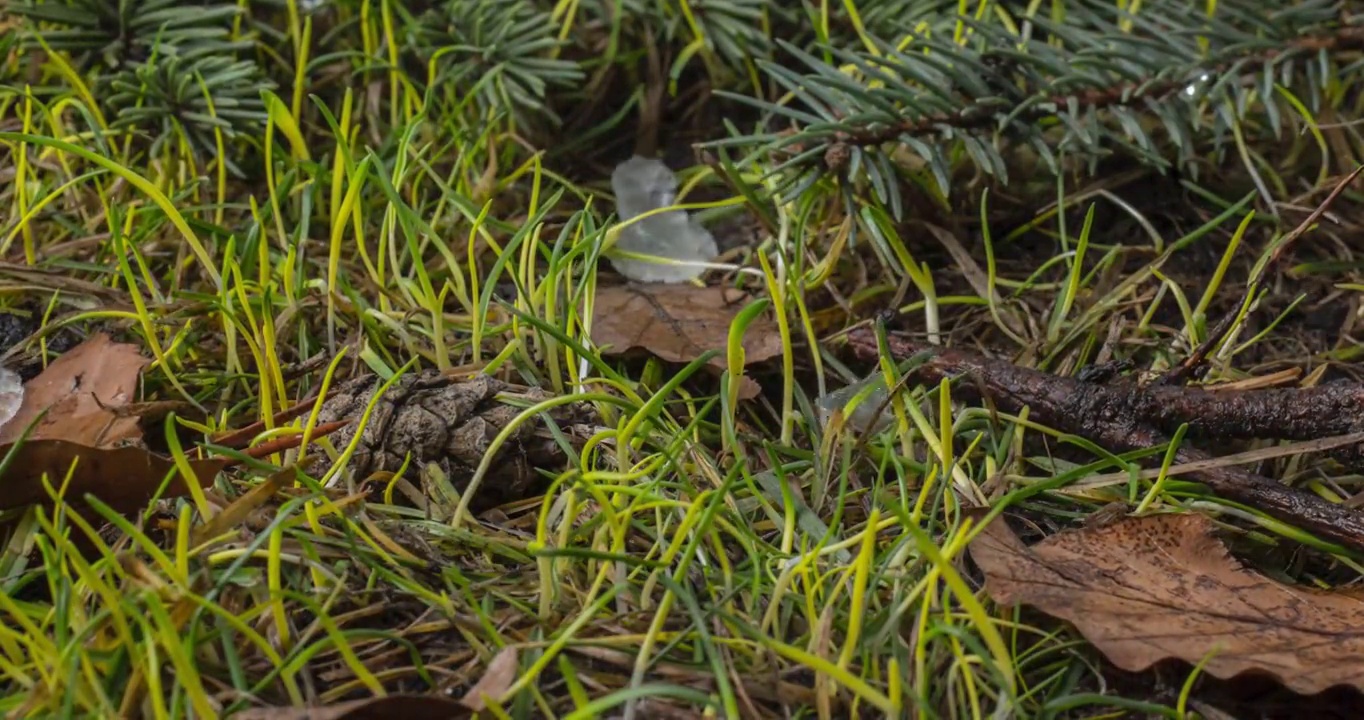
0 332 227 513
10 2 1364 718
969 512 1364 696
11 174 1364 717
589 283 783 399
0 336 598 517
821 174 1364 701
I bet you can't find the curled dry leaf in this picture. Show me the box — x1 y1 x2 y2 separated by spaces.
0 440 226 514
589 284 782 399
969 512 1364 695
459 646 519 711
0 333 222 514
0 332 149 447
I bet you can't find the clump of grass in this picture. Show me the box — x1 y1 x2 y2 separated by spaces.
2 1 1362 718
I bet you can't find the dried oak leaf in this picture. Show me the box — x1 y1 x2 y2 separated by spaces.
0 440 225 513
315 371 594 506
590 284 782 399
0 333 223 514
969 512 1364 695
0 332 148 447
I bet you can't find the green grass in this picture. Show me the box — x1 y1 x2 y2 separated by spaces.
2 0 1363 718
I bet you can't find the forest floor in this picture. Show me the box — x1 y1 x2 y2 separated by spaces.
5 7 1364 720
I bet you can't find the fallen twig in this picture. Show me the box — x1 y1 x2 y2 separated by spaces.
844 327 1364 553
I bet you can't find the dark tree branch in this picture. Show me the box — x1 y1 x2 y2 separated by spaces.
843 327 1364 553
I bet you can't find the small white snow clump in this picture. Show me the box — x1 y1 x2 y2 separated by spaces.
608 155 718 283
0 368 23 432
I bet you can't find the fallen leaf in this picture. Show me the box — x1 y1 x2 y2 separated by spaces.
0 439 225 514
0 334 223 515
0 332 149 447
459 646 519 711
968 512 1364 695
232 696 472 720
590 284 782 399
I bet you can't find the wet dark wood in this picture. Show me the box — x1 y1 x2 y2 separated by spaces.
844 327 1364 553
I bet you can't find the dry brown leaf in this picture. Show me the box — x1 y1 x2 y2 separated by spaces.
0 332 149 447
0 439 226 514
969 512 1364 695
232 696 472 720
459 646 519 711
590 285 782 399
0 334 223 515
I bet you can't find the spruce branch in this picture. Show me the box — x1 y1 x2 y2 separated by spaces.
657 0 784 75
10 0 252 69
408 0 583 127
826 25 1364 152
703 0 1360 206
12 0 272 173
106 53 270 173
571 0 790 81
